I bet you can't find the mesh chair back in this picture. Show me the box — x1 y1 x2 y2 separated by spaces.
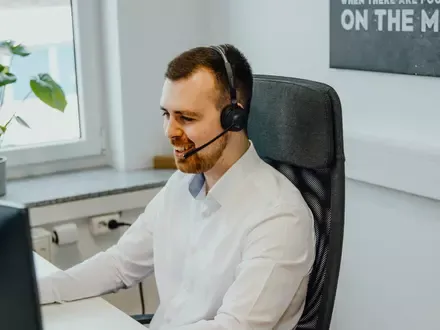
247 74 345 330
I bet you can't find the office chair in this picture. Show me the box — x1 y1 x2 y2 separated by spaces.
132 74 345 329
248 74 345 329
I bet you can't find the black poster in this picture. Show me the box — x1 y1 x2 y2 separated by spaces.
330 0 440 77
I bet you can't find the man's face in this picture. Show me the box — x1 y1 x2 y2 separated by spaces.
160 68 228 173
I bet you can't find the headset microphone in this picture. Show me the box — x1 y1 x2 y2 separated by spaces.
183 123 234 159
183 45 248 160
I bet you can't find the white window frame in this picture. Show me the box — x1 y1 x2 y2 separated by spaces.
1 0 105 168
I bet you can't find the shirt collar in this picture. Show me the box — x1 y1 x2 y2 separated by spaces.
188 140 261 206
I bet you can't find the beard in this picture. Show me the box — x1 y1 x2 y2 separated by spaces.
172 133 228 174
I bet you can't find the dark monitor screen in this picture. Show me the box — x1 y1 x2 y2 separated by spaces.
0 201 43 330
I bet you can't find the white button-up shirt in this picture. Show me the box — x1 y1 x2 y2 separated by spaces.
38 141 316 330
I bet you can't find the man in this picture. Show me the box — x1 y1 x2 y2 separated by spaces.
37 44 316 329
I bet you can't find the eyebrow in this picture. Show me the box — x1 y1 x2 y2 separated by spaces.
160 107 202 118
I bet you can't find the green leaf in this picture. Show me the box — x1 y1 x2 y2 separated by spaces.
15 115 31 129
30 73 67 112
0 64 16 87
4 115 14 129
0 40 30 57
11 44 30 57
0 125 6 133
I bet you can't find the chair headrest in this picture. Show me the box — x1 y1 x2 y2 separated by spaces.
248 75 337 169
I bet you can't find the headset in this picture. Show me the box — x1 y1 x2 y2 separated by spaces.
211 45 248 132
183 45 247 159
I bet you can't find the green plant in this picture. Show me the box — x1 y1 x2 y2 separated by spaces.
0 40 67 140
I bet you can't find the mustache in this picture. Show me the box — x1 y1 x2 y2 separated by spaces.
170 137 194 147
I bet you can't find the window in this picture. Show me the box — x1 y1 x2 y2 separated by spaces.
0 0 104 168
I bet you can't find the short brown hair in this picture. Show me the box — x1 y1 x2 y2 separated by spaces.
165 44 253 114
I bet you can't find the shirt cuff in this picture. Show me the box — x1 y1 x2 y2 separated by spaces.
37 275 59 305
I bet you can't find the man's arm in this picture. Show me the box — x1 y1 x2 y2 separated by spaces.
164 202 316 330
37 187 165 305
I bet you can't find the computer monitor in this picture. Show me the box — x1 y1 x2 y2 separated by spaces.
0 201 43 330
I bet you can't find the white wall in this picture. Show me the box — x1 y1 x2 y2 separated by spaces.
339 180 440 330
222 1 440 329
101 0 215 171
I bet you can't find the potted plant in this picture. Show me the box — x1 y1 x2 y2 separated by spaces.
0 40 67 196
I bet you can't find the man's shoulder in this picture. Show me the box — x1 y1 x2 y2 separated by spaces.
249 160 307 208
242 162 316 268
238 159 313 230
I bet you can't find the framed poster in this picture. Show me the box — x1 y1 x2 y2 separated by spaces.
330 0 440 77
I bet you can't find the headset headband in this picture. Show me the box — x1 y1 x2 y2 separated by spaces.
210 45 237 105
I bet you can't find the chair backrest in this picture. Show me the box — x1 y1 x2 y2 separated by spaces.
247 75 345 330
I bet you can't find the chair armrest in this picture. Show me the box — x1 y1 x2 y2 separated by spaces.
131 313 155 325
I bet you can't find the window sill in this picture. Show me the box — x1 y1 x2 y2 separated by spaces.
0 166 175 226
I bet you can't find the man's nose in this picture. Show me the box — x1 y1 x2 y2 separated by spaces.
165 116 182 139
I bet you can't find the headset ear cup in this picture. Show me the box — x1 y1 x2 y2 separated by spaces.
221 106 247 132
220 106 232 130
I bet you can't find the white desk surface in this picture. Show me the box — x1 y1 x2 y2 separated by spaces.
34 253 146 330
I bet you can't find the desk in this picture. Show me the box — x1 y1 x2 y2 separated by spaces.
34 253 146 330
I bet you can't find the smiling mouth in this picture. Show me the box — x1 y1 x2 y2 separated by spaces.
174 145 193 152
173 145 195 157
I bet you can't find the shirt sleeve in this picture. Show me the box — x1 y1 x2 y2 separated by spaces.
162 202 316 330
37 186 165 305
